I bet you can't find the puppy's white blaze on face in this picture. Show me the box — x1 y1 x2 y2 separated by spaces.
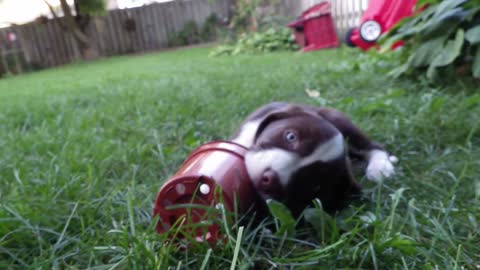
245 133 345 188
232 120 261 148
245 148 299 188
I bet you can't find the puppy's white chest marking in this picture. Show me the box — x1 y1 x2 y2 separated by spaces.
245 133 345 187
232 120 261 148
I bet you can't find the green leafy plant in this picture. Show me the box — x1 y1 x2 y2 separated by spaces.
210 27 298 56
169 21 201 47
380 0 480 81
229 0 261 33
266 199 297 237
77 0 106 15
228 0 283 33
200 14 220 42
169 15 221 47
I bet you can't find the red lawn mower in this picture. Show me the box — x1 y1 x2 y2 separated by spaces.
345 0 418 50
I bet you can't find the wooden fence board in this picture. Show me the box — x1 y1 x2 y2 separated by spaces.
155 5 166 48
139 7 151 51
163 1 174 42
112 10 126 53
151 3 166 48
52 22 68 65
145 5 158 50
132 8 144 52
171 1 182 33
105 10 118 54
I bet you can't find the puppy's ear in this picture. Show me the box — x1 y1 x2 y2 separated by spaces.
253 105 307 142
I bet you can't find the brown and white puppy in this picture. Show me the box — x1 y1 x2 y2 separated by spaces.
231 102 397 216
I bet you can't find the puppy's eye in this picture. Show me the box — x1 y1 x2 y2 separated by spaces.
284 130 298 143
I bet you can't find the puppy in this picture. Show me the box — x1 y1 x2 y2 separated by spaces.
232 102 397 216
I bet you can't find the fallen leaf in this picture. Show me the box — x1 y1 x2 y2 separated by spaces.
305 88 320 98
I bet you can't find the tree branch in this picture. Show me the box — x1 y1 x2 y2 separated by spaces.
58 0 90 45
43 0 58 18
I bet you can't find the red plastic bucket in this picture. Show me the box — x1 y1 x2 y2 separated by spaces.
153 141 257 242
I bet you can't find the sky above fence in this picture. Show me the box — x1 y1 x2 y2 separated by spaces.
0 0 55 27
0 0 174 28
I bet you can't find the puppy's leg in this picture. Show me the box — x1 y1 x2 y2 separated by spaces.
316 108 397 182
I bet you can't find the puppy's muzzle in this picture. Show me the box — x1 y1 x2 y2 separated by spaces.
255 168 285 200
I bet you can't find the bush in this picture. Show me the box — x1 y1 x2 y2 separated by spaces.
168 21 201 47
380 0 480 81
200 14 220 42
0 50 29 77
209 27 298 56
168 14 220 47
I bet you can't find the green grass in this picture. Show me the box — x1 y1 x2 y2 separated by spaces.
0 46 479 269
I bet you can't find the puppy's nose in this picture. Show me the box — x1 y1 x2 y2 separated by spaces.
260 169 277 189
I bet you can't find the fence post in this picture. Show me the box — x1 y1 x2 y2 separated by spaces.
0 48 9 75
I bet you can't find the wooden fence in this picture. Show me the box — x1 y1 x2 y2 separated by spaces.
0 0 368 73
0 0 231 71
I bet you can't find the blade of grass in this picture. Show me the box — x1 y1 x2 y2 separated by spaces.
127 189 135 237
53 202 78 253
230 226 244 270
199 248 212 270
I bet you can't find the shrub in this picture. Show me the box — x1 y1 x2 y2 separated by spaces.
380 0 480 81
168 14 221 47
168 21 201 47
200 14 220 42
209 27 298 56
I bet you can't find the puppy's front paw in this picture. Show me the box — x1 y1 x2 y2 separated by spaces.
366 150 396 182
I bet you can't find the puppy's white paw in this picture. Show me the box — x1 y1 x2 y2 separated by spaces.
389 155 399 164
366 150 396 182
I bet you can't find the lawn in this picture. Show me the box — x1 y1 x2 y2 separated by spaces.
0 46 479 269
